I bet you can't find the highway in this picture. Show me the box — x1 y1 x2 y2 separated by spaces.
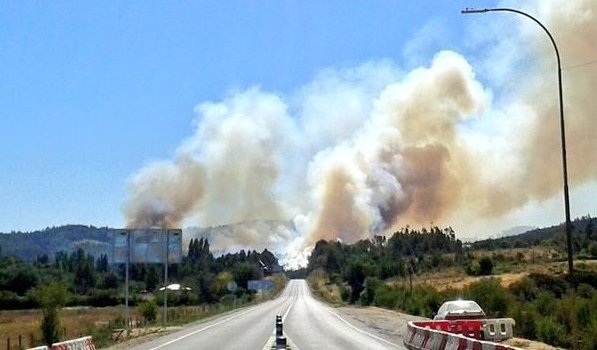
128 279 404 350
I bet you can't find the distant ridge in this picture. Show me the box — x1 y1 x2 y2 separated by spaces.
471 215 594 249
0 225 116 261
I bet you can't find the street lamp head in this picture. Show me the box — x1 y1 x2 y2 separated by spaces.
461 8 489 14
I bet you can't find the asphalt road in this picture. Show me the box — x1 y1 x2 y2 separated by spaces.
128 279 404 350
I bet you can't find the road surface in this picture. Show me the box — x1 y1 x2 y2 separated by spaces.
127 279 404 350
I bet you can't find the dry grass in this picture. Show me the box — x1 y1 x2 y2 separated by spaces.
0 307 131 349
397 258 597 292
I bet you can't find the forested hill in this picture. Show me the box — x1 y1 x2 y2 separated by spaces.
471 215 594 250
0 225 115 261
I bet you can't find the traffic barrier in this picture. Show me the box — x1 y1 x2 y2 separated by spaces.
26 347 49 350
483 319 515 341
413 320 484 340
50 336 96 350
405 321 522 350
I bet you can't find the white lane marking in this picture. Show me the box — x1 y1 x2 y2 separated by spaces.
282 286 298 321
326 307 401 348
261 282 300 350
146 307 255 350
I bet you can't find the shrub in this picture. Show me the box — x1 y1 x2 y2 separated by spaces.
138 300 158 323
535 317 568 348
464 278 511 317
465 260 480 276
478 256 493 275
340 285 351 302
373 285 401 309
509 276 538 302
360 277 381 306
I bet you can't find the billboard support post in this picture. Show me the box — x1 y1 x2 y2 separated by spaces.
163 230 169 326
124 230 130 331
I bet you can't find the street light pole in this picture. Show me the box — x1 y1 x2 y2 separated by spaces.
461 7 574 274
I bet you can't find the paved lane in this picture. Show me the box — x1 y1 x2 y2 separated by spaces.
128 279 404 350
128 286 298 350
285 280 403 350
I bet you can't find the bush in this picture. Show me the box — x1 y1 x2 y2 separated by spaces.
360 277 381 306
478 256 493 275
340 285 351 302
464 278 511 318
536 317 568 348
138 300 158 323
373 285 402 309
465 260 480 276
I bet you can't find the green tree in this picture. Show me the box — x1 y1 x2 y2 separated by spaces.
344 259 376 303
30 283 69 345
360 277 381 306
232 262 262 290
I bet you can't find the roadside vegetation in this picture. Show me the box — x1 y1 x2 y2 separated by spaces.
0 238 285 349
306 216 597 350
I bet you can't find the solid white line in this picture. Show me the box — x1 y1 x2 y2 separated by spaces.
326 308 402 348
146 307 255 350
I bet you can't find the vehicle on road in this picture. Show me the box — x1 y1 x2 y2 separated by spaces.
433 299 486 320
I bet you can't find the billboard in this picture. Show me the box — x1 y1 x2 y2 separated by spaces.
247 280 274 292
111 229 182 264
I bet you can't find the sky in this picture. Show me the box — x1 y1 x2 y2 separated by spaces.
1 0 595 242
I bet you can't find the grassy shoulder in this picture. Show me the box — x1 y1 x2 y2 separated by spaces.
0 274 288 350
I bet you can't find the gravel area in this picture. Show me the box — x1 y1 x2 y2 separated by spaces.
335 306 428 345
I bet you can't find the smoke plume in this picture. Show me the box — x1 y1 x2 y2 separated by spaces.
124 0 597 265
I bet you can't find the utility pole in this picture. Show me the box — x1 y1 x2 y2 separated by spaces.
461 7 574 274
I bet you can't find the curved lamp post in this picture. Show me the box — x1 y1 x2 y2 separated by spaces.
461 8 573 274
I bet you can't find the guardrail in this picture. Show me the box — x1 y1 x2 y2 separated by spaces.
404 321 521 350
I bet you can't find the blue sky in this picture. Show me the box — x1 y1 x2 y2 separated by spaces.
29 0 597 236
1 1 494 232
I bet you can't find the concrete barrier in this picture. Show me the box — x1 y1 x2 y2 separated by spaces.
483 318 515 341
50 336 96 350
404 321 521 350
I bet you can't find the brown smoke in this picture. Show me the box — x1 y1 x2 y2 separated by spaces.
124 155 205 229
123 0 596 262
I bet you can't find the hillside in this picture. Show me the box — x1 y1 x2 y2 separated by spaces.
471 215 594 250
0 225 115 261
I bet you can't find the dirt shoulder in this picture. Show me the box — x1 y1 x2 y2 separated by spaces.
335 306 427 345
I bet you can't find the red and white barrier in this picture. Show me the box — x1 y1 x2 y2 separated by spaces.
404 321 521 350
50 336 96 350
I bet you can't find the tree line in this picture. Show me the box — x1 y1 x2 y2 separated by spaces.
305 224 597 350
0 237 281 310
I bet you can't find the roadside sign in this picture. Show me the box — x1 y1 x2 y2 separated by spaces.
247 280 274 292
111 229 182 264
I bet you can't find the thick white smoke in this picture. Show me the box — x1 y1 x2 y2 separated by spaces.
124 0 597 266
